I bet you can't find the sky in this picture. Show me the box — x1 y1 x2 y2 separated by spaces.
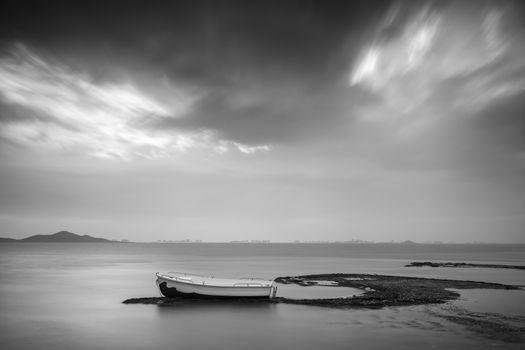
0 0 524 243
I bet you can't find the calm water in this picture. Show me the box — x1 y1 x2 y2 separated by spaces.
1 243 524 350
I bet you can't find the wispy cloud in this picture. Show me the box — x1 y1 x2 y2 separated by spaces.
350 1 525 121
0 44 270 160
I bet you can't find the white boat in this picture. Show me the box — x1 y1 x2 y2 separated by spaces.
156 272 277 299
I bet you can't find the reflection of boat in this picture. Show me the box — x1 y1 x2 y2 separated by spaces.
156 272 277 299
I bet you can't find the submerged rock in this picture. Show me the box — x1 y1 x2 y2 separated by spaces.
406 261 525 270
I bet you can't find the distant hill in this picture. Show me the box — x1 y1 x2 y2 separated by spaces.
0 231 116 243
402 240 417 244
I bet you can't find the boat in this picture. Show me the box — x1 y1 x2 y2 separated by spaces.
156 271 277 299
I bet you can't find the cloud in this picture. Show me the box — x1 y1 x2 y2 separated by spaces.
0 44 270 159
0 2 396 152
343 0 525 184
350 0 525 119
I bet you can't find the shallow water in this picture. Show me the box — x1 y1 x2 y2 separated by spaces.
1 243 524 349
449 289 525 316
275 283 363 299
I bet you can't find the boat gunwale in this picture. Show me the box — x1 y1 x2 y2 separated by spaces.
156 272 274 289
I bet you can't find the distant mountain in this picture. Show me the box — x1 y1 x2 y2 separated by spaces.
0 231 116 243
401 240 417 244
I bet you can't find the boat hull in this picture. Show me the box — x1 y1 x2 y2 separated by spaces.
156 273 274 299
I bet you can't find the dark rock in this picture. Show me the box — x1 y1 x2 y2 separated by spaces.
406 261 525 270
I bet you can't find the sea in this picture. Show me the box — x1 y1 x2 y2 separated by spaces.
0 243 524 350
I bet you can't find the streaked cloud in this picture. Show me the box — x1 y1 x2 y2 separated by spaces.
350 1 525 121
0 44 270 160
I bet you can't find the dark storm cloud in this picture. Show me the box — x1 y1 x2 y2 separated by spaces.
0 0 389 79
2 0 524 156
1 0 393 147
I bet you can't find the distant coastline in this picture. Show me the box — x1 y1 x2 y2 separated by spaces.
0 230 119 243
150 239 524 244
1 232 524 245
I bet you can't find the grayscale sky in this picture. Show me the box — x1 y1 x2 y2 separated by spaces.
0 0 524 242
